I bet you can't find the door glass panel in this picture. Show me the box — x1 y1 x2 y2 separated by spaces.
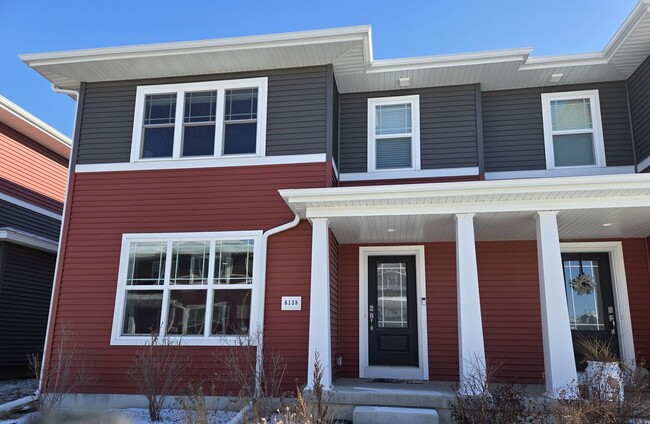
563 259 605 331
376 262 408 328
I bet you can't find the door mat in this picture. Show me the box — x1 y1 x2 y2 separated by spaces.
364 378 424 384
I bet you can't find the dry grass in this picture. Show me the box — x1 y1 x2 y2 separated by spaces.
575 335 620 364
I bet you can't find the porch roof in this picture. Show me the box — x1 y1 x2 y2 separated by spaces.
279 174 650 243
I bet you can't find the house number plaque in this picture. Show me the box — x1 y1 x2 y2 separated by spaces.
281 296 302 311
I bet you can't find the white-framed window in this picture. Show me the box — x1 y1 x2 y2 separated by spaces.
130 78 268 162
110 231 262 346
367 95 421 172
541 90 606 169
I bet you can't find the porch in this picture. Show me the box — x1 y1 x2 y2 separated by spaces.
280 173 650 399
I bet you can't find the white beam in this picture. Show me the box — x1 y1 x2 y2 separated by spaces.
455 213 486 395
307 218 333 389
535 211 578 399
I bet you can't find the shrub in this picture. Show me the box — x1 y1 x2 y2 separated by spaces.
127 332 191 421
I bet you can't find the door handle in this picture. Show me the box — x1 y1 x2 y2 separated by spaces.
369 312 374 331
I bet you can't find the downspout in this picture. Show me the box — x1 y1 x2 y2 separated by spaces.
254 213 301 395
37 85 81 403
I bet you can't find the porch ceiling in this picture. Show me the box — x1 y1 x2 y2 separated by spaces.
329 207 650 243
279 174 650 243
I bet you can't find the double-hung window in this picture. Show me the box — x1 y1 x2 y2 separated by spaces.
541 90 606 169
111 231 261 345
367 95 420 172
131 78 268 162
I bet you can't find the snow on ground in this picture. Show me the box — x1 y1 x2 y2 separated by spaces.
0 408 238 424
0 379 37 404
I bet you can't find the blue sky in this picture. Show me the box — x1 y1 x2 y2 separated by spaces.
0 0 638 137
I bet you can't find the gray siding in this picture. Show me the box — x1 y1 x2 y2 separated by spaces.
0 243 55 368
0 200 61 241
482 82 634 172
339 85 478 173
77 66 328 164
628 54 650 166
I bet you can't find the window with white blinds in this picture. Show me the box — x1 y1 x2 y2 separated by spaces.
368 96 420 172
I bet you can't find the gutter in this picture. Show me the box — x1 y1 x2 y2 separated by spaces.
254 213 301 395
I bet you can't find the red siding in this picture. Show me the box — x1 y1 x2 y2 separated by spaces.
329 232 339 379
477 241 545 383
0 123 68 213
623 239 650 362
47 163 326 394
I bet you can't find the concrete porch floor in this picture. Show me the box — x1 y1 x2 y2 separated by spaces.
328 378 547 423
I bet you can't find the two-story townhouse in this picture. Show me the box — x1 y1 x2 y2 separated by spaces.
20 0 650 415
0 96 70 377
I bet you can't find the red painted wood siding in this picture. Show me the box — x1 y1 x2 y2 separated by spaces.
0 123 68 213
329 232 340 379
623 239 650 363
476 241 544 383
47 162 326 394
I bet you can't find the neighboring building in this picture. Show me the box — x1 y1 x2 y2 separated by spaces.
0 96 70 377
19 0 650 412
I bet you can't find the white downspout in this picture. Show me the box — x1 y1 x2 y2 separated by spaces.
254 213 301 395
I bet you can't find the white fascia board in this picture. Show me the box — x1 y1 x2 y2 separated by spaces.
0 228 58 252
280 173 650 206
602 0 650 60
0 96 71 156
20 26 371 66
368 48 531 73
638 154 650 172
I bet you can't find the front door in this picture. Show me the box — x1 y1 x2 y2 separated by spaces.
368 255 418 367
562 252 620 370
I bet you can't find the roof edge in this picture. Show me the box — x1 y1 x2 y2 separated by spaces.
0 96 72 155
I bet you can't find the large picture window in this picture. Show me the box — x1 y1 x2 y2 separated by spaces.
111 231 261 345
367 95 420 172
131 78 268 162
541 90 606 169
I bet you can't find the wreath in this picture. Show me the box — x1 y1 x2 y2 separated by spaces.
570 273 596 295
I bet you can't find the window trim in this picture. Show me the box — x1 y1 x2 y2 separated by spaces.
367 95 421 173
110 230 263 346
130 78 268 163
541 90 606 170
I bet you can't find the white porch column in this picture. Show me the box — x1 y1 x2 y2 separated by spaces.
535 211 578 399
307 217 332 389
455 213 486 395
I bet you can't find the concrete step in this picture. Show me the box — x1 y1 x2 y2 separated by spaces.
352 406 439 424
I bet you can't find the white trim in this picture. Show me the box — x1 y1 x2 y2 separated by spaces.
638 154 650 173
358 245 428 380
0 192 62 221
367 95 420 173
560 242 636 367
454 214 486 395
541 90 606 170
340 167 478 182
75 153 327 173
307 218 332 389
485 166 634 180
331 160 339 180
130 77 268 163
535 211 578 399
110 230 263 346
0 228 58 252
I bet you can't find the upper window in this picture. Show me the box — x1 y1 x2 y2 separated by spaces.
131 78 268 162
541 90 605 169
111 231 261 345
367 95 420 172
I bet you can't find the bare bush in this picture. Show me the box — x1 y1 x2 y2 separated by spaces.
287 351 329 424
215 329 287 422
177 382 217 424
450 360 549 424
28 325 94 412
552 364 650 424
127 332 191 421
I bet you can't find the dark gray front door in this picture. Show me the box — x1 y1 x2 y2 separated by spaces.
368 255 418 367
562 252 620 371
